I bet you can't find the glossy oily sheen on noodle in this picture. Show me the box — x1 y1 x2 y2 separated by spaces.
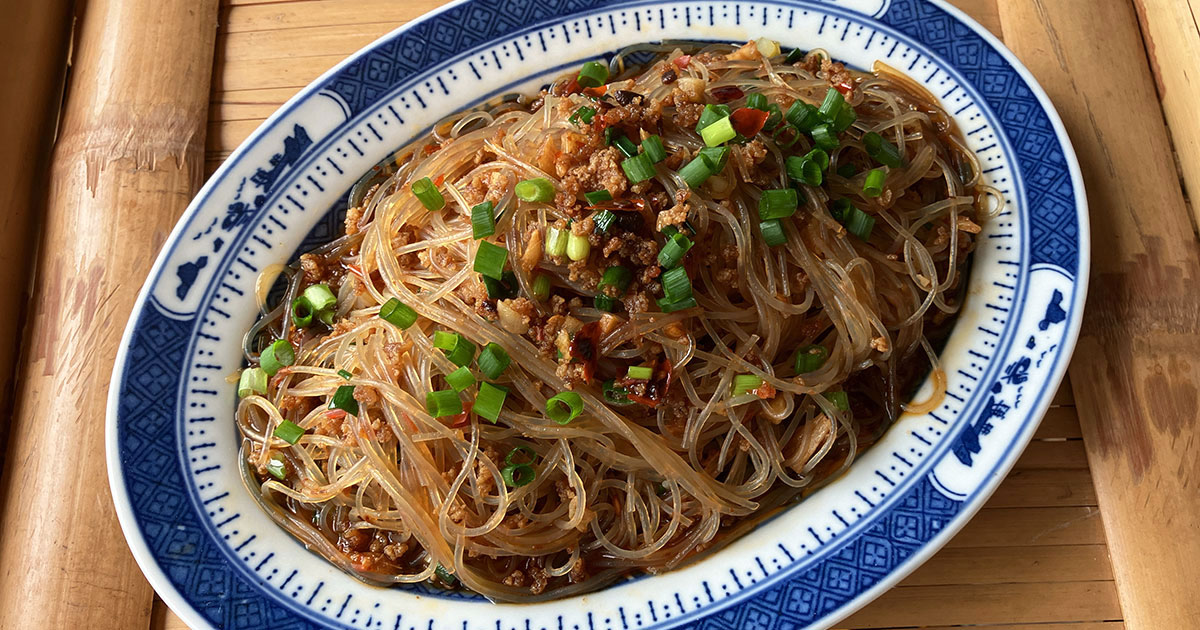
235 40 991 601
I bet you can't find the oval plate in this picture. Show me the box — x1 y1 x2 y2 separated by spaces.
107 1 1088 628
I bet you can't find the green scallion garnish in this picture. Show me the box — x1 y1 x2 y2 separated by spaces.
505 444 537 466
657 231 693 268
501 463 536 487
660 267 693 303
434 331 476 367
474 382 508 423
266 453 287 480
594 294 616 312
379 297 418 329
843 206 875 241
678 155 714 189
531 274 551 301
566 232 591 261
568 105 597 125
621 152 657 183
656 296 698 312
545 391 584 425
700 116 736 147
473 240 508 280
811 124 839 151
329 384 359 416
695 104 732 133
411 176 445 211
826 390 850 412
863 168 886 198
786 155 822 188
745 93 768 111
626 366 654 380
515 178 555 203
817 88 846 122
303 283 336 312
577 60 610 88
337 369 353 380
602 379 634 405
291 296 314 328
863 131 904 168
642 135 667 163
445 366 475 392
471 200 496 239
238 367 267 398
731 374 763 396
259 339 295 376
273 420 305 444
758 188 800 220
613 134 639 158
592 209 617 232
426 389 463 418
760 219 787 247
793 345 829 373
785 101 820 131
584 190 613 205
477 343 511 380
545 226 568 257
598 266 632 293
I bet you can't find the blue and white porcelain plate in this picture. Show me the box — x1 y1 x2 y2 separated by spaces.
107 1 1088 628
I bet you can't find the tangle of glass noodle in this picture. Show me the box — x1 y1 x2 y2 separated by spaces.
236 42 995 602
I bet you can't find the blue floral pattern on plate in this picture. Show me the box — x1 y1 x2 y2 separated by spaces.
107 1 1087 628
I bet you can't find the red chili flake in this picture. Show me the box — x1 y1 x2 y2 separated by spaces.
730 107 770 138
673 55 692 68
564 76 584 95
433 174 445 187
325 409 347 420
618 358 674 408
448 401 474 428
710 85 745 103
835 81 855 98
568 322 601 383
583 85 608 98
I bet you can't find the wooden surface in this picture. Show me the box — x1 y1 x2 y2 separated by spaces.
18 0 1188 627
0 0 219 628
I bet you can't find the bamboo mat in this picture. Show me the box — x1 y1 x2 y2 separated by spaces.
96 0 1192 627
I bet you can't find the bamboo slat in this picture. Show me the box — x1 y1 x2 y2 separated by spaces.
1132 0 1200 227
0 0 73 463
946 506 1104 548
997 1 1200 628
0 0 220 628
901 544 1113 585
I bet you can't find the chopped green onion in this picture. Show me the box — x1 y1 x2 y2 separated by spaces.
863 168 886 197
330 384 359 416
863 131 904 168
602 379 634 405
445 366 475 392
545 226 568 257
818 88 846 122
482 270 518 300
758 188 800 220
830 198 854 222
626 366 654 380
832 105 857 133
566 232 591 261
745 93 768 111
473 241 508 280
426 389 463 418
303 284 336 312
785 101 820 131
793 345 829 373
515 178 555 203
318 309 335 326
784 47 806 64
826 390 850 412
844 206 876 241
505 445 537 466
266 453 287 480
411 176 445 211
811 124 839 151
613 134 639 158
732 374 763 396
678 155 714 189
700 116 736 147
501 463 536 487
291 296 314 328
585 190 613 205
695 104 732 133
238 367 267 398
434 564 457 585
760 219 787 247
642 135 667 163
379 297 418 329
568 105 597 125
656 296 697 312
471 201 495 239
661 266 693 302
786 156 822 188
592 209 617 232
657 231 693 268
598 266 633 292
273 420 305 444
474 382 508 422
836 163 858 178
337 369 353 380
762 103 783 131
545 391 584 425
259 339 295 376
477 343 511 380
577 60 610 87
434 331 476 367
698 146 730 173
621 153 656 183
531 274 551 301
805 148 831 171
594 294 617 312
